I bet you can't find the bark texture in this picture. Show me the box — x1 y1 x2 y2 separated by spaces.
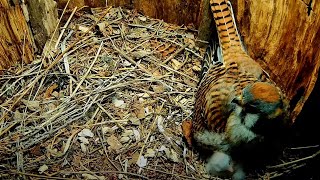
0 0 34 70
57 0 202 27
26 0 58 52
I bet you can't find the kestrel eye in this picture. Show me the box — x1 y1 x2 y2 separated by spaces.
245 104 259 113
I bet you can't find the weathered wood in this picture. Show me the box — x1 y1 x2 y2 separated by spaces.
56 0 201 27
0 0 34 70
26 0 58 52
197 0 214 47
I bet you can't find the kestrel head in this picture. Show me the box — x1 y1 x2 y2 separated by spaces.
241 82 288 120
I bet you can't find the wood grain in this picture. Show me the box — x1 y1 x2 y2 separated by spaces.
0 1 34 70
27 0 58 52
56 0 201 27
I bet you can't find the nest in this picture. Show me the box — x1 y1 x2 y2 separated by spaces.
0 6 319 180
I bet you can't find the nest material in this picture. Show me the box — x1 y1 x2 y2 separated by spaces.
0 6 319 180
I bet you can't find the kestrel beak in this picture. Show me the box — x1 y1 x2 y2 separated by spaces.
268 107 283 119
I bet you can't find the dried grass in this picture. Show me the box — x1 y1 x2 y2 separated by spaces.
0 6 318 180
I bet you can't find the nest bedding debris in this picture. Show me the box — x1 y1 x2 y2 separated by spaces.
0 6 206 180
0 6 319 180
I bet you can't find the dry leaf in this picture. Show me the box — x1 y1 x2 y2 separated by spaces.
78 129 94 138
144 106 153 116
46 146 61 157
97 22 110 37
138 16 147 21
192 65 201 72
158 145 167 152
78 25 90 33
44 83 58 99
157 116 165 133
136 155 147 167
13 110 23 121
46 103 57 111
145 148 156 158
152 69 162 78
182 120 192 147
120 136 130 143
131 50 150 59
171 59 181 70
168 149 180 163
133 129 140 141
51 91 60 98
38 164 48 174
151 85 165 93
162 147 180 163
82 173 105 180
21 100 40 111
62 129 79 155
113 98 126 108
128 152 140 165
129 116 141 125
107 134 123 152
122 130 134 137
80 143 87 153
133 103 145 119
122 60 132 67
162 45 176 57
79 137 89 144
184 38 195 49
142 93 150 98
30 144 42 156
102 126 118 134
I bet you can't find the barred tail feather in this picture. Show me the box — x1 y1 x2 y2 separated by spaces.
210 0 243 51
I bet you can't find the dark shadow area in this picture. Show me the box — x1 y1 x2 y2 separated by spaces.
276 74 320 179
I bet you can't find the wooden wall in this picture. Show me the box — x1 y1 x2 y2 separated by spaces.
57 0 202 28
0 0 34 70
0 0 57 70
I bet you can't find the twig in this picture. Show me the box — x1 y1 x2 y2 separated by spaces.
55 7 78 49
96 103 125 129
96 130 121 171
267 149 320 169
61 30 74 95
71 41 103 97
112 45 153 76
137 102 164 164
143 167 196 180
60 170 149 179
8 170 75 180
161 44 189 65
289 145 319 150
0 7 112 129
164 38 202 58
